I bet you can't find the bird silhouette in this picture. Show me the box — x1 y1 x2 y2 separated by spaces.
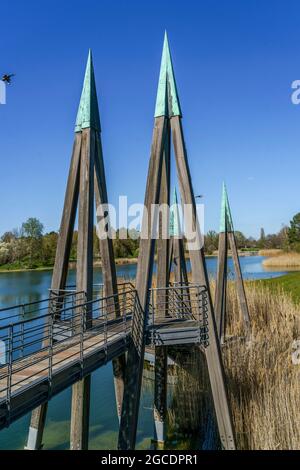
1 74 15 84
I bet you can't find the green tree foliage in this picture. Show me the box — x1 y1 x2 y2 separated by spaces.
0 216 291 270
21 218 44 267
258 227 266 249
287 213 300 252
113 229 139 258
204 230 218 254
42 232 58 265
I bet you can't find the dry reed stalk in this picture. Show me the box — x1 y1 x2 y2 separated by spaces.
168 281 300 449
263 252 300 267
258 249 283 257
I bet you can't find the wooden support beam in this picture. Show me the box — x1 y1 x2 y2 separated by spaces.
118 116 167 450
173 237 188 285
94 133 126 420
70 128 95 450
154 122 170 444
228 231 251 336
51 132 82 292
25 133 82 450
70 376 91 450
25 402 48 450
215 232 228 342
154 346 168 444
171 115 236 450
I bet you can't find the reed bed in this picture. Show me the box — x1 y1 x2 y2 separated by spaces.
168 281 300 449
258 249 283 257
263 252 300 267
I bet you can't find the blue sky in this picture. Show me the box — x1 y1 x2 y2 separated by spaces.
0 0 299 238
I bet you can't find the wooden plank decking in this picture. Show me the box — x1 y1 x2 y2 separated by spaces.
0 318 131 429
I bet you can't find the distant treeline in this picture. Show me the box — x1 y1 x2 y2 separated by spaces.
1 213 300 269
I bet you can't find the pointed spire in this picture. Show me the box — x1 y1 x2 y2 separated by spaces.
75 50 101 133
219 182 234 233
154 32 182 118
170 187 181 236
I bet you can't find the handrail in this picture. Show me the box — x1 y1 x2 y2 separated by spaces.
0 282 208 413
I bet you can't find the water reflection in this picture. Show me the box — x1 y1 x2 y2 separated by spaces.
0 256 295 449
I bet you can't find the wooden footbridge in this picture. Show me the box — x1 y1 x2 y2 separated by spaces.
0 33 250 451
0 283 208 431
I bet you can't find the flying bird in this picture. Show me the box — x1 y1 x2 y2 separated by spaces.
195 194 204 199
1 74 15 84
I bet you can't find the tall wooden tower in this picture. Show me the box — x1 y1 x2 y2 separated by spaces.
118 33 236 450
215 183 251 343
25 50 125 450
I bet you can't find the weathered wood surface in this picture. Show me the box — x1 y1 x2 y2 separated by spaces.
95 132 125 420
154 121 170 443
118 116 167 450
215 231 228 342
71 128 95 450
26 132 82 449
228 232 251 336
171 115 236 450
0 317 131 430
0 319 131 406
51 132 82 293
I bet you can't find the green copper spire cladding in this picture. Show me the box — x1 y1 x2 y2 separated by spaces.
219 182 234 233
170 188 180 236
75 50 101 133
154 32 182 118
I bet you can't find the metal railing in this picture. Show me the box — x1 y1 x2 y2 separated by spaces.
0 281 208 412
0 283 136 407
149 283 209 345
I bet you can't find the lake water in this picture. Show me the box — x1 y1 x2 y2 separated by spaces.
0 256 288 449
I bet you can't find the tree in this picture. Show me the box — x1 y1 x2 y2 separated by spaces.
22 218 44 239
234 231 247 249
21 218 44 267
42 231 58 265
1 231 16 243
258 227 266 248
205 230 218 254
287 213 300 252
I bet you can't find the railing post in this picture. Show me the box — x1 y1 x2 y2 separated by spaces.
104 301 108 357
6 324 13 408
151 288 155 346
71 292 76 336
122 292 127 343
80 304 84 376
48 314 53 390
21 305 25 358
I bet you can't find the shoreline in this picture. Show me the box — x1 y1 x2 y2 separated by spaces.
0 251 259 274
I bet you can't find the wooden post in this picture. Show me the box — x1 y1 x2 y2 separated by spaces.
70 127 95 450
154 122 170 445
228 231 251 335
26 50 121 450
25 403 48 450
118 116 167 450
25 131 82 450
119 32 236 450
215 183 251 341
215 231 228 342
171 115 236 449
94 132 126 420
50 132 82 292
